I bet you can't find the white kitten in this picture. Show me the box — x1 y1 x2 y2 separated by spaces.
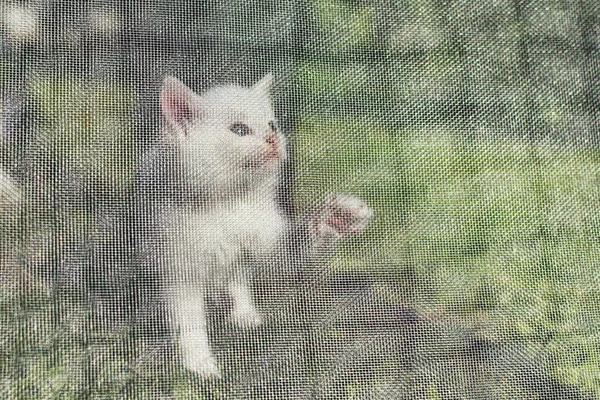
147 74 286 377
138 74 373 378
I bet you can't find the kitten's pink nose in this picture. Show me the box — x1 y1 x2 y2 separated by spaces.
266 134 279 149
264 134 281 161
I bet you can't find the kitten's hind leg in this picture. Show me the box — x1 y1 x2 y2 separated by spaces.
171 285 221 378
228 280 263 328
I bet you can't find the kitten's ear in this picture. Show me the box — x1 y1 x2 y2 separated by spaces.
252 73 273 94
160 76 202 128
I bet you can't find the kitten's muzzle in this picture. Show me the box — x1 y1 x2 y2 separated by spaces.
264 134 283 161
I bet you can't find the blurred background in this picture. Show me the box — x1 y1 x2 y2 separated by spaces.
0 0 599 398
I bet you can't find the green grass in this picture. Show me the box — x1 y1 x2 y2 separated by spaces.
293 117 600 397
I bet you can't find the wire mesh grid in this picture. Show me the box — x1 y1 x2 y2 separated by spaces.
0 0 599 398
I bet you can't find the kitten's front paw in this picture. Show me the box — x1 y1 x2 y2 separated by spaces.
313 193 373 239
230 308 264 328
183 354 222 379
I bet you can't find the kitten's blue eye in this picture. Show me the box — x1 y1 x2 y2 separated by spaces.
230 123 251 136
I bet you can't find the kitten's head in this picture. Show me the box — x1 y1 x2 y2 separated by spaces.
159 74 286 200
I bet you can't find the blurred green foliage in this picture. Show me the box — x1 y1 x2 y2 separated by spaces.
29 77 135 190
311 0 376 52
293 119 600 397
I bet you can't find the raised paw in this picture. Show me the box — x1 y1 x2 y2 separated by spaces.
313 193 374 239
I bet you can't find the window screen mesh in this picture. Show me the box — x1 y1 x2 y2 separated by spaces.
0 0 599 399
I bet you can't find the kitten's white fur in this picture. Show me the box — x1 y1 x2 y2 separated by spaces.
156 74 286 377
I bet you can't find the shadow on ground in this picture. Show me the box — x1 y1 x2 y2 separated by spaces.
184 271 594 400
